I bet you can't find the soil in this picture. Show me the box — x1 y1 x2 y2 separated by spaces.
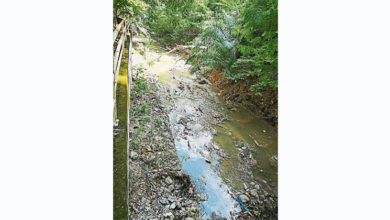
206 70 278 129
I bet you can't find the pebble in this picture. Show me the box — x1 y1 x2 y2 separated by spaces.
250 189 258 197
130 151 138 159
199 193 208 201
160 198 169 205
165 176 173 185
163 212 173 217
240 194 250 203
170 202 176 209
168 195 176 203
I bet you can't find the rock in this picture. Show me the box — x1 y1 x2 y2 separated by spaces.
255 184 260 190
250 189 258 197
163 212 173 217
170 202 176 209
199 193 208 201
178 117 188 125
184 218 195 220
240 194 250 203
130 151 138 159
168 195 176 203
160 198 169 205
176 170 183 177
167 185 174 192
197 78 208 84
165 176 173 185
259 194 265 200
190 204 198 212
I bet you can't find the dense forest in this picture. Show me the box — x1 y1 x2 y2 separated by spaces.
114 0 278 126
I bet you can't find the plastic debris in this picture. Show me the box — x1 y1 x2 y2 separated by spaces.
237 196 249 212
140 163 155 186
189 185 195 194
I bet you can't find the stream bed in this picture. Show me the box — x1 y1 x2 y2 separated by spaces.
132 39 278 219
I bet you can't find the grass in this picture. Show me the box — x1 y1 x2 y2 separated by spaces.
143 116 151 123
155 118 162 127
135 103 149 115
134 78 148 93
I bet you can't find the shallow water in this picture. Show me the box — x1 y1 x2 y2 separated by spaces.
213 96 278 195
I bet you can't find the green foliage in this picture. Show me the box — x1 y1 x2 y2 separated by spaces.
155 118 162 127
131 138 140 149
135 126 145 136
115 0 277 96
135 102 149 115
187 0 278 95
187 10 238 75
143 116 151 123
235 0 278 93
134 78 148 93
113 0 146 22
143 0 212 44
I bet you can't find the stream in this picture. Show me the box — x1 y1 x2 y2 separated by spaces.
132 38 278 219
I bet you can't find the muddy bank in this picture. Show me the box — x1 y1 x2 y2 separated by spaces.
128 77 200 219
205 70 277 128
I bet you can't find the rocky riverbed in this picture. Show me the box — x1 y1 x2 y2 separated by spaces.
127 37 278 219
128 77 201 219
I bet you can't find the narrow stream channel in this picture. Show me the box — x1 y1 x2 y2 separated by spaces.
113 40 129 220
